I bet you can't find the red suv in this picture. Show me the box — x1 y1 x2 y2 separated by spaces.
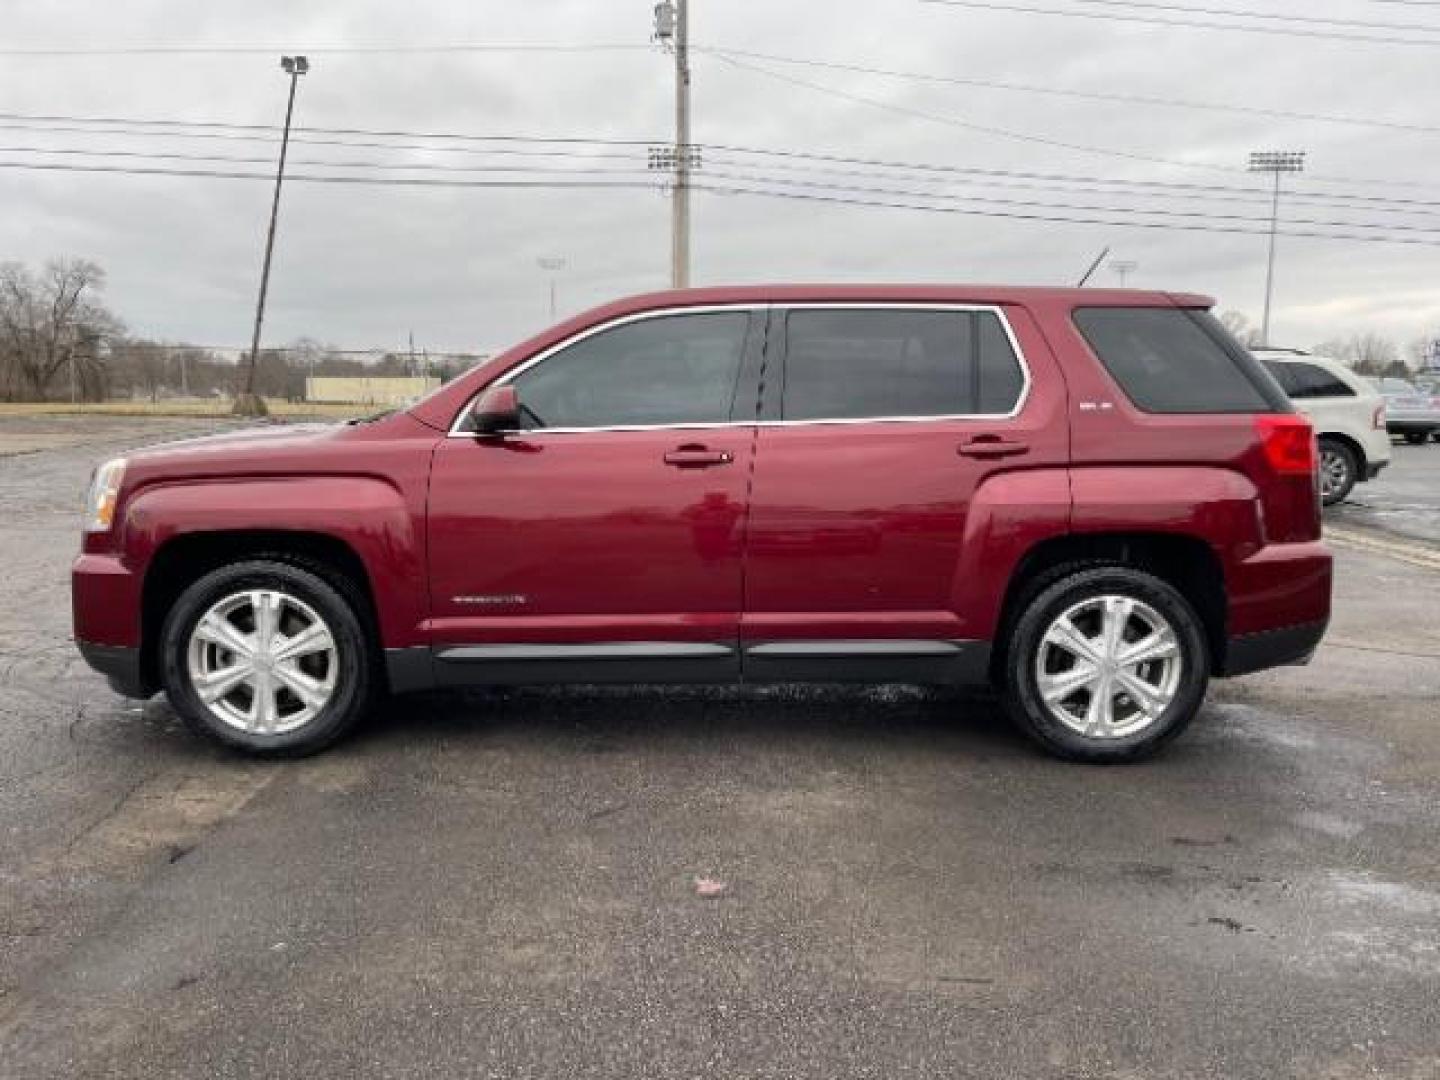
73 286 1330 761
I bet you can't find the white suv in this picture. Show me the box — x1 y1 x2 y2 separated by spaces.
1253 349 1390 506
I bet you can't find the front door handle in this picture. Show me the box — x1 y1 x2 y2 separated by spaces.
664 445 734 468
957 436 1030 459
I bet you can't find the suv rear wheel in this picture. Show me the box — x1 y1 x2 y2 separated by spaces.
159 559 377 756
1317 437 1358 506
1002 567 1210 762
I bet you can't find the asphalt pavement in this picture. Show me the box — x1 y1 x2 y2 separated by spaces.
1 417 1437 1079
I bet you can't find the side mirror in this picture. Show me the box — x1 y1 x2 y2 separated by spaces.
471 385 520 433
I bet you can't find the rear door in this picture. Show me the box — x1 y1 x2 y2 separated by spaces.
740 303 1069 679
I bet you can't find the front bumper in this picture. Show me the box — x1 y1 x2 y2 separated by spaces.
77 641 151 698
73 552 150 697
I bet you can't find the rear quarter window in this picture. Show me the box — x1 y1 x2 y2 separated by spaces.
1073 307 1287 414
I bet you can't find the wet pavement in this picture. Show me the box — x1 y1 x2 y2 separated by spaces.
1332 442 1440 549
1 417 1438 1079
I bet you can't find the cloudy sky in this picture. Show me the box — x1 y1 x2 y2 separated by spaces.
2 1 1438 359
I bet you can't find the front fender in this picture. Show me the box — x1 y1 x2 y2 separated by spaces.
122 475 427 648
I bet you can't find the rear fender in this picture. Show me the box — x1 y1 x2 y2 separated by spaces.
947 468 1072 639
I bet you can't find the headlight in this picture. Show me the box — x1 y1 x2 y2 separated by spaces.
84 458 127 533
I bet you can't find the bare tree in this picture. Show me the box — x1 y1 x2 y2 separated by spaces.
1217 310 1260 347
0 258 121 401
1310 332 1400 376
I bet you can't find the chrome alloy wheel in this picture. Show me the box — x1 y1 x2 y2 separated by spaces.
1319 447 1350 502
186 589 339 735
1035 595 1184 739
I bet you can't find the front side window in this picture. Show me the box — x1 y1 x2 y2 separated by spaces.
1074 307 1286 414
508 312 750 429
780 308 1025 421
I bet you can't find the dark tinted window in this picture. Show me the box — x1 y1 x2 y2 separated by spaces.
781 309 1025 420
510 312 749 429
1261 359 1300 396
1283 362 1354 399
977 312 1026 413
1074 308 1282 413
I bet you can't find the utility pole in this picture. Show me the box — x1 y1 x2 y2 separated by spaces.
237 54 309 416
652 1 693 288
1111 259 1138 287
537 257 567 319
1248 150 1305 348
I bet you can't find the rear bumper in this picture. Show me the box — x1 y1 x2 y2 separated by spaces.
77 641 152 698
1219 619 1328 677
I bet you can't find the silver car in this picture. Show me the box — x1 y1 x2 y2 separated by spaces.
1371 378 1440 445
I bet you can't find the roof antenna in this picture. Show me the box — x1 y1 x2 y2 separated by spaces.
1076 246 1110 287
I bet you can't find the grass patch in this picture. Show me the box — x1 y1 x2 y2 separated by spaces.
0 399 369 420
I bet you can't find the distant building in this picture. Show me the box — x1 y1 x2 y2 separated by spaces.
305 376 439 406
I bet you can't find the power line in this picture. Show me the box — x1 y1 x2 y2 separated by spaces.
917 0 1440 45
700 180 1440 247
1036 0 1440 33
10 139 1440 219
695 168 1440 236
0 145 655 178
699 46 1440 137
708 51 1243 175
0 42 652 57
708 52 1440 194
5 111 1440 210
6 158 1440 247
5 105 1440 201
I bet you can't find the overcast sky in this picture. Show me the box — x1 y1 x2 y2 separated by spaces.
2 1 1438 359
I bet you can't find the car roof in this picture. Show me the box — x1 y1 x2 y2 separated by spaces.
598 285 1214 311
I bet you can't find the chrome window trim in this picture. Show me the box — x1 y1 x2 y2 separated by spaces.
447 300 1033 437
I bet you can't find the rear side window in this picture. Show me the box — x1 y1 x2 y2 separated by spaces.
780 308 1026 421
1271 361 1355 400
1074 307 1286 414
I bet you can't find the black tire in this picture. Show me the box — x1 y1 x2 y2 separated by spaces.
1404 431 1429 446
159 558 377 756
1317 437 1358 507
1002 566 1211 763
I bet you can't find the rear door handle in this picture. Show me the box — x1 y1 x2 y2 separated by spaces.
664 445 734 468
957 436 1030 459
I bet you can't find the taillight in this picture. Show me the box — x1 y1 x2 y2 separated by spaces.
1256 414 1317 475
1372 404 1387 430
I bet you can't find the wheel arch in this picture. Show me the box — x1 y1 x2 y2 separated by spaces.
140 530 381 695
990 531 1227 683
1316 430 1365 469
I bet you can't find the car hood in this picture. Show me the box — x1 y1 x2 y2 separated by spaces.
127 422 343 462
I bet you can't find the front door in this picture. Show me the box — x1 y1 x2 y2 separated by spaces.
741 303 1068 680
427 307 763 683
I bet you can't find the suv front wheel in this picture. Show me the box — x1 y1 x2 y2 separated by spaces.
160 559 378 756
1003 567 1211 762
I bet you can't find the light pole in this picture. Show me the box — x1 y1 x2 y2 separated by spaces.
1111 259 1138 287
237 54 309 416
652 0 693 288
1248 150 1305 348
537 257 567 320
